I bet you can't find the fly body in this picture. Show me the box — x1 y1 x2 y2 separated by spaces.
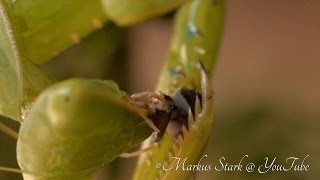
131 85 202 142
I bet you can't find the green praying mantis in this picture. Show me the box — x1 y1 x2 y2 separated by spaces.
0 0 224 179
0 65 211 180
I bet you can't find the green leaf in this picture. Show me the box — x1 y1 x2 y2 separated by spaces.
134 0 225 179
102 0 187 26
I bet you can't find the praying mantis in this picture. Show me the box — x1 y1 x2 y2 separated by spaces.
0 65 210 180
0 0 224 179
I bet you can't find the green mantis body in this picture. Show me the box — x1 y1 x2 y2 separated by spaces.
0 0 224 179
134 0 224 179
102 0 187 26
17 79 153 180
16 74 209 180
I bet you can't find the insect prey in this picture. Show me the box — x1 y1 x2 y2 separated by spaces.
130 87 202 142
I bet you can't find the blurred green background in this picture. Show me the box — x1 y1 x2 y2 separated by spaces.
1 0 319 179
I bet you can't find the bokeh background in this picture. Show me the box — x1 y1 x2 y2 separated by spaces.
1 0 319 179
